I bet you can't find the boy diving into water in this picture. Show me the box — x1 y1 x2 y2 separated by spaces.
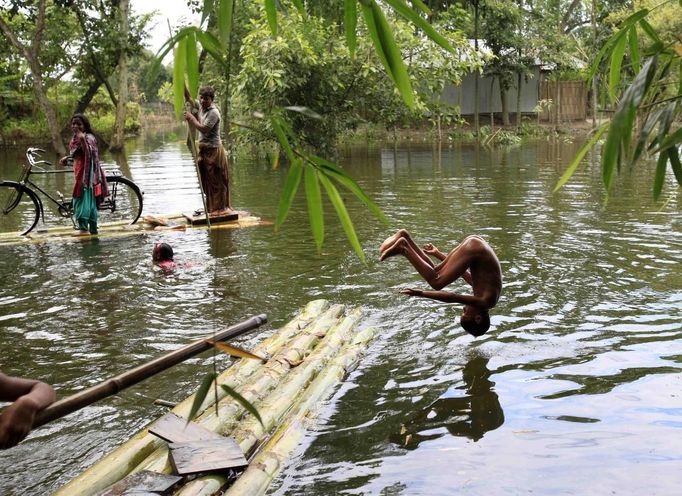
380 229 502 337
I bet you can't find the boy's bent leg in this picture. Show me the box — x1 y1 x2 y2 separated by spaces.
380 229 433 267
380 237 449 289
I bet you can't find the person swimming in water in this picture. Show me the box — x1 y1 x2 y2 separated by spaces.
152 242 177 270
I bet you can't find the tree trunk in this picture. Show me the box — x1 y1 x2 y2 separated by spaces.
111 0 129 152
516 71 522 130
501 80 509 126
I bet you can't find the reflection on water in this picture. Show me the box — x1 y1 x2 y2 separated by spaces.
0 133 681 495
393 353 504 447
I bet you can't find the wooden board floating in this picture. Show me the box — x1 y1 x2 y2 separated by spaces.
55 300 375 496
183 209 239 225
149 413 223 444
169 438 247 475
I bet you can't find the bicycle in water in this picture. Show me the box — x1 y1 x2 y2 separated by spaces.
0 147 143 235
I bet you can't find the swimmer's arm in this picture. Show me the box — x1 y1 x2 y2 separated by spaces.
400 288 485 307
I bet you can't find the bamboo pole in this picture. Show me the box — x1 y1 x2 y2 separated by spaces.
130 305 346 475
34 315 267 429
55 301 330 496
176 309 368 496
220 327 376 496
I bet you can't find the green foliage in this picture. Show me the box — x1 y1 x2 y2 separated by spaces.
558 3 682 201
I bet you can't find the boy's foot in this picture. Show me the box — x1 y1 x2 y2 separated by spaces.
380 229 407 254
379 237 406 261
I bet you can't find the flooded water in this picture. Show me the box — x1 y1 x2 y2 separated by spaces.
0 130 681 495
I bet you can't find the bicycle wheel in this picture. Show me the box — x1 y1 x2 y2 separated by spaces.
0 181 41 235
98 175 143 226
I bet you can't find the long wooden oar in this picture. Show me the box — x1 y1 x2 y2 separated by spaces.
184 87 211 228
33 314 267 428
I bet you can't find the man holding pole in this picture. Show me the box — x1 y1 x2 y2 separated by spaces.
183 86 232 216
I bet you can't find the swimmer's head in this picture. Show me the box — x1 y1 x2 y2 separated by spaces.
460 306 490 337
152 243 174 262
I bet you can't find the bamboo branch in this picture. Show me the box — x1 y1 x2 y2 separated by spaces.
33 315 267 428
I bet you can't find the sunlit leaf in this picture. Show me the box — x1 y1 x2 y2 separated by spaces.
220 384 263 426
187 372 216 422
309 154 388 224
218 0 234 48
276 158 303 229
609 34 627 102
344 0 357 58
196 31 229 69
186 31 199 99
384 0 454 52
304 166 324 252
265 0 277 36
628 26 640 74
554 124 608 192
318 174 365 263
173 37 187 120
653 149 668 200
206 340 266 362
284 106 322 119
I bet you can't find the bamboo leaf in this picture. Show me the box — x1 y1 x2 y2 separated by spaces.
187 372 217 422
628 25 640 74
360 2 394 85
668 147 682 186
201 0 213 26
284 106 322 119
638 18 661 45
309 154 388 224
304 166 324 252
633 107 663 162
652 102 676 151
186 31 199 99
609 34 628 102
554 124 608 192
653 149 668 201
275 158 303 229
148 27 194 85
206 340 266 362
265 0 277 36
408 0 431 14
369 1 414 108
656 127 682 154
218 0 234 48
220 384 264 426
384 0 454 52
196 31 229 69
344 0 358 58
270 116 294 161
173 37 187 120
319 173 366 263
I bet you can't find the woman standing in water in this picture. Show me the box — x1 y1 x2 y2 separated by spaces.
59 114 108 235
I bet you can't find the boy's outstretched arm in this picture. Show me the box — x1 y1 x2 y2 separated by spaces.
400 288 486 307
0 373 56 449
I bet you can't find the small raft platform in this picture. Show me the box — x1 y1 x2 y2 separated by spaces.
0 210 272 247
55 300 375 496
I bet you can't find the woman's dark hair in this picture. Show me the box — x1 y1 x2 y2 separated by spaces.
153 242 174 262
71 113 94 135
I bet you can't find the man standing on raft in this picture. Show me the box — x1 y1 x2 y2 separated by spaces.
380 229 502 337
183 86 232 216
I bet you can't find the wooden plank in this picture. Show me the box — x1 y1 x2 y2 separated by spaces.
169 438 247 475
183 209 239 225
97 470 181 495
148 413 222 444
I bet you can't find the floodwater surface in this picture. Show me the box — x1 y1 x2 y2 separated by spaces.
0 131 681 495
